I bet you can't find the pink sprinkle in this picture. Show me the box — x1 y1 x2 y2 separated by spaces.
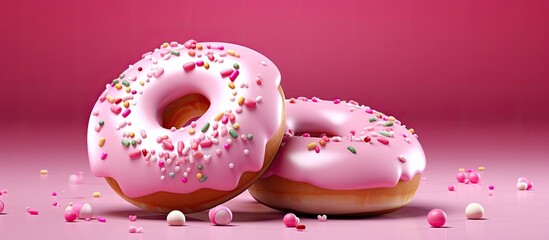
302 133 310 137
224 144 230 150
196 60 204 67
448 185 456 191
52 201 57 206
177 141 185 155
488 191 494 196
110 105 122 115
153 67 164 78
101 152 108 160
97 217 106 222
129 215 137 222
158 160 165 168
162 140 174 150
488 185 495 190
29 210 39 215
398 155 407 163
193 151 204 159
333 99 341 104
181 177 188 183
122 109 131 118
220 69 233 77
129 226 137 233
365 109 373 114
314 146 320 153
52 192 57 196
377 137 389 145
244 99 257 108
229 70 239 81
183 62 196 71
140 129 147 139
129 150 141 160
468 172 480 184
200 139 213 148
456 172 467 183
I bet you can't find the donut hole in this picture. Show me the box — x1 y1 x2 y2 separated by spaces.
160 93 211 129
293 132 337 138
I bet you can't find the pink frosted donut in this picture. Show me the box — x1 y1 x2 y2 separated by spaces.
87 39 285 213
249 97 426 215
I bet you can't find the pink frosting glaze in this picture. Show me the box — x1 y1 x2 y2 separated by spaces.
87 40 283 198
262 98 426 190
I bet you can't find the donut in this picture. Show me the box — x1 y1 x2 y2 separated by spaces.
248 97 426 215
87 39 285 213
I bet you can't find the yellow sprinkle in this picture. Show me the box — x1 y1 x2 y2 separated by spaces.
204 62 210 69
196 173 203 179
238 97 245 105
307 142 317 150
189 128 195 135
409 128 415 134
227 49 235 56
319 140 326 146
92 192 101 198
129 132 135 138
106 95 114 103
478 166 485 171
214 112 224 121
40 169 48 175
123 101 130 108
228 82 235 89
234 52 240 58
458 168 465 172
197 44 203 50
125 87 131 93
161 42 169 48
233 123 240 130
98 137 106 147
115 83 122 90
387 116 396 121
139 81 145 86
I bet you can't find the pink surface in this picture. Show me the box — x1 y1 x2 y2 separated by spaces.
2 0 549 239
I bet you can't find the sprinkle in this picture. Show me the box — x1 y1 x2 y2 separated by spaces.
199 176 208 182
129 150 141 159
110 105 122 115
368 117 377 123
243 149 250 155
229 70 239 81
307 142 317 150
347 146 356 154
98 137 106 147
214 112 224 121
196 60 204 66
333 99 341 104
204 62 210 69
296 224 306 231
379 130 391 137
247 134 253 140
364 136 371 142
93 192 101 198
233 123 240 130
233 63 240 69
409 128 415 134
196 173 203 179
228 82 235 89
40 169 48 175
181 177 188 183
398 155 407 162
478 166 485 171
244 99 257 108
162 140 174 150
121 139 130 147
122 109 131 118
170 50 180 56
122 80 130 87
189 128 195 135
97 217 107 223
197 164 203 170
377 137 389 145
220 69 234 77
383 121 394 127
201 122 210 133
229 129 238 138
183 62 196 71
200 139 213 148
237 96 245 105
153 68 164 77
319 139 326 146
169 172 175 178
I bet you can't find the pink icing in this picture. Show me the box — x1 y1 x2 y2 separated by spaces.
263 98 426 190
87 40 283 198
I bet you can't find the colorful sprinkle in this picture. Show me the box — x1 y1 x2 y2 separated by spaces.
377 137 389 145
183 62 196 71
379 130 391 137
40 169 48 175
98 137 106 147
247 134 253 140
129 150 141 159
383 121 394 127
220 69 234 77
347 146 357 154
229 129 238 138
233 63 240 69
170 50 180 56
307 142 317 150
229 70 239 81
368 117 377 123
121 139 130 147
201 122 210 133
122 109 131 118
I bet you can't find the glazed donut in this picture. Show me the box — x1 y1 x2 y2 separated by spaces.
87 39 285 213
249 97 426 215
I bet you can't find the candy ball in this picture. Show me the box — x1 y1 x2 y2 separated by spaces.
427 209 447 228
527 182 533 190
448 185 456 191
456 172 467 183
465 203 484 219
517 182 528 190
488 185 494 190
65 210 78 222
79 203 93 219
468 172 480 184
208 205 233 226
0 199 4 213
283 213 300 227
166 210 186 226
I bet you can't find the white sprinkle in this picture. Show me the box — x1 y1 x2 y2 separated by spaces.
260 61 267 66
243 149 250 155
398 155 407 163
160 175 166 181
229 163 234 168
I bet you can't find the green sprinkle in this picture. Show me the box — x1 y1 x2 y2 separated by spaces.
122 80 130 87
233 63 240 69
201 122 210 133
369 117 377 123
119 74 125 79
247 134 253 140
131 140 137 147
383 121 394 127
199 175 208 183
170 50 180 56
347 146 357 154
112 79 119 85
98 120 104 126
229 129 238 138
197 164 203 170
121 139 130 147
379 130 391 137
169 172 175 178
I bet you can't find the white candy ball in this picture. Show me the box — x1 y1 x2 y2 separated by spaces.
167 210 186 226
517 182 528 190
79 203 93 219
465 203 485 220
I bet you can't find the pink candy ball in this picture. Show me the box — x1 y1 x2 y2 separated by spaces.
456 172 467 183
448 185 456 191
527 182 533 190
427 209 447 228
0 200 4 213
65 210 77 222
468 172 480 184
488 185 494 190
208 206 233 226
283 213 300 227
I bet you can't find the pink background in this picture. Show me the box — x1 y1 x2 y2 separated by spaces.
1 1 549 240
